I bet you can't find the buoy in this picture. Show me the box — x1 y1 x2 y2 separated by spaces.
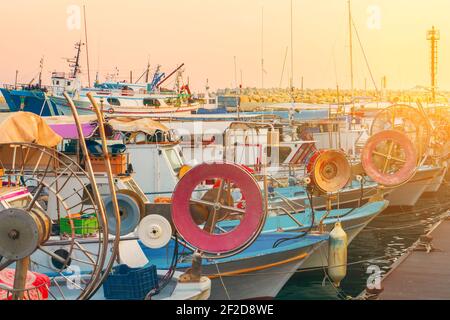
328 221 348 287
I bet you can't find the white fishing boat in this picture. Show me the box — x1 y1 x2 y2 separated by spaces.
51 92 199 117
386 165 442 207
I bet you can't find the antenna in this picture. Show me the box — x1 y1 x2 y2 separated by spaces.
427 26 440 103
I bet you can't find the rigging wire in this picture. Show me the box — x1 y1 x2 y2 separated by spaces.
351 18 379 93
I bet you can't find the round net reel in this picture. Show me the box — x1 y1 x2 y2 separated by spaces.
104 191 143 236
427 112 450 160
370 104 431 162
430 124 450 160
306 150 352 194
0 143 113 300
361 130 417 187
171 162 265 259
138 215 173 249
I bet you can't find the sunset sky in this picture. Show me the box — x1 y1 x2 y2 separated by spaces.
0 0 449 91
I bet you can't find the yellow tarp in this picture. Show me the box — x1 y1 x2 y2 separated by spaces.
108 117 169 135
0 112 62 147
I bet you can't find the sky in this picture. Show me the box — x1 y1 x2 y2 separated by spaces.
0 0 449 92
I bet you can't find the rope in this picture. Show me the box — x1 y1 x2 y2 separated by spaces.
351 18 379 93
272 187 316 248
214 261 231 300
145 234 179 300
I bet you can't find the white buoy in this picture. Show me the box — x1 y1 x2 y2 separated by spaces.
328 221 348 287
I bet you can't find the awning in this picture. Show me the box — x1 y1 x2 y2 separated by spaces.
45 115 99 139
107 117 169 135
0 112 62 147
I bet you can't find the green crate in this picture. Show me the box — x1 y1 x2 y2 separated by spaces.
60 216 99 236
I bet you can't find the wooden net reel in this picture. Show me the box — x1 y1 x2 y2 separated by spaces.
171 162 266 259
361 130 417 187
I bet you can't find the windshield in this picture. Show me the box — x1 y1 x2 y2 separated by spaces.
165 148 183 174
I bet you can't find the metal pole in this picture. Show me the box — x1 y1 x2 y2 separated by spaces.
290 0 294 91
83 5 91 88
348 0 354 104
62 92 110 299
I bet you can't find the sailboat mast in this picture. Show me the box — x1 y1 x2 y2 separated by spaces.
290 0 294 90
348 0 354 102
83 5 91 87
261 7 264 89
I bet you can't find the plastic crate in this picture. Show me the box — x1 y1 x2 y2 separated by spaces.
103 264 159 300
90 153 127 175
59 216 99 237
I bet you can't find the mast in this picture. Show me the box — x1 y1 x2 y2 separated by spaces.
348 0 354 103
280 46 288 88
290 0 294 91
38 56 44 87
71 42 83 78
145 59 150 83
261 7 264 89
83 5 91 87
234 56 238 90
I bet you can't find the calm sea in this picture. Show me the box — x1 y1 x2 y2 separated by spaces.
278 179 450 300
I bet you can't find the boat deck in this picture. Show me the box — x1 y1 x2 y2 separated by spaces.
374 213 450 300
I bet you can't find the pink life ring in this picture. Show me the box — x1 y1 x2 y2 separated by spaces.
171 162 264 255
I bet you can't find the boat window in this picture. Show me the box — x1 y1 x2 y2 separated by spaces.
67 81 71 86
209 99 216 104
164 98 177 106
56 81 60 85
6 196 29 209
279 146 293 163
143 98 161 107
165 148 183 174
107 98 121 106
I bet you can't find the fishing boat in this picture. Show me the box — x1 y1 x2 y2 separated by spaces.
142 232 328 300
51 92 198 117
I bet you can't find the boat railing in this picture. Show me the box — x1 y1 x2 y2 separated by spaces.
3 83 53 93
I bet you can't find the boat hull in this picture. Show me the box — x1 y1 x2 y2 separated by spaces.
52 96 197 117
424 163 448 193
204 240 324 300
300 211 377 269
387 166 441 207
0 88 59 116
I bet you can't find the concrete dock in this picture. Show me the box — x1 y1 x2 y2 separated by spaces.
364 211 450 300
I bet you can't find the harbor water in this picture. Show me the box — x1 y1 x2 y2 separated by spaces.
278 180 450 300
